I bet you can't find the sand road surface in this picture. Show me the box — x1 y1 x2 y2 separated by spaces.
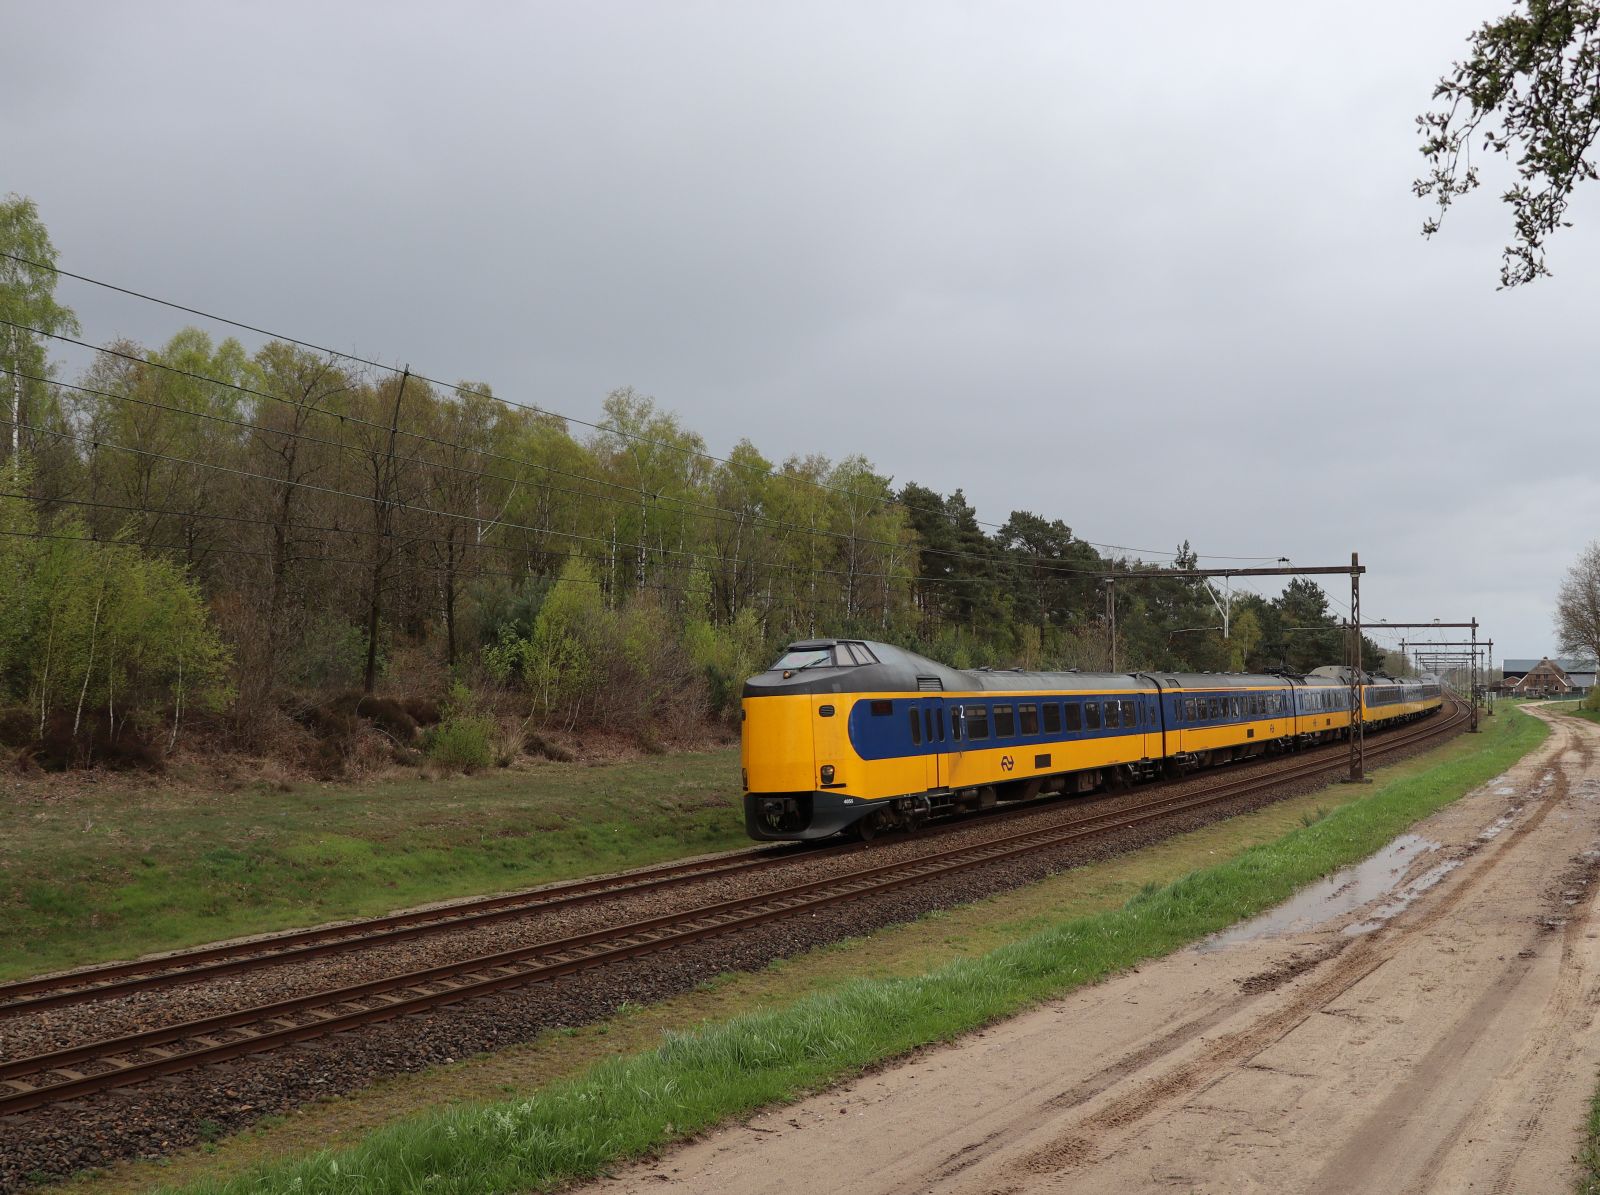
585 708 1600 1194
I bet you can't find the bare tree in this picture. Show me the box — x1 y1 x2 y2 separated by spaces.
1556 542 1600 665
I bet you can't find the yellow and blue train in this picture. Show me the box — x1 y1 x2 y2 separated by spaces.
741 639 1442 841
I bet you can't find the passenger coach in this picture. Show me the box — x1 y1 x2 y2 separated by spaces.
741 640 1441 842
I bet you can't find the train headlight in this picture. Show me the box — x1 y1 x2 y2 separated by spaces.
820 764 835 784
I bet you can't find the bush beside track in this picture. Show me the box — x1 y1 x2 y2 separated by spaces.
158 706 1547 1195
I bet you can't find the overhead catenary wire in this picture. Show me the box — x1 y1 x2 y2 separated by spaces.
0 343 1137 583
0 486 948 594
0 250 1289 561
0 526 675 595
0 417 910 589
0 417 1137 593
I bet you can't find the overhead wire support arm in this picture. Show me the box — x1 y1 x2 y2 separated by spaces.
1064 555 1371 782
1349 619 1480 732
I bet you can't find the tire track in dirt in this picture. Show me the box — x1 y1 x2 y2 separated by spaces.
996 718 1582 1185
1441 730 1600 1195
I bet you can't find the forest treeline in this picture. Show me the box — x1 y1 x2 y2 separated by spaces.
0 197 1396 772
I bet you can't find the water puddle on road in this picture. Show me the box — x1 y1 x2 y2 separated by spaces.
1199 834 1452 950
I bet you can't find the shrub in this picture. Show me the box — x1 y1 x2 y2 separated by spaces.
279 613 374 690
427 716 494 771
684 607 767 724
485 559 708 738
426 684 495 771
0 500 232 761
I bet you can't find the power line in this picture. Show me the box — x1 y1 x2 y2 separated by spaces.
0 419 1130 592
2 250 1286 561
0 526 656 595
0 417 887 587
1 342 1125 581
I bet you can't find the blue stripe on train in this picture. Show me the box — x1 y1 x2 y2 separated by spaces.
846 687 1329 762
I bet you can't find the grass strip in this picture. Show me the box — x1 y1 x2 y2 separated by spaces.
1582 1087 1600 1195
167 709 1545 1195
0 749 742 982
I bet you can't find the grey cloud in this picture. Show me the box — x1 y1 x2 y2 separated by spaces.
2 0 1589 656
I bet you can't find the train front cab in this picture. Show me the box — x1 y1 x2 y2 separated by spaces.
746 691 966 840
742 689 888 842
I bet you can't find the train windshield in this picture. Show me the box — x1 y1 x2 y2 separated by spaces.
770 647 836 671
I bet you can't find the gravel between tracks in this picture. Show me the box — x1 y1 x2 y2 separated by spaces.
0 723 1460 1191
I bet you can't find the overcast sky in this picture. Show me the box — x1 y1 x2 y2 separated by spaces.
4 1 1594 663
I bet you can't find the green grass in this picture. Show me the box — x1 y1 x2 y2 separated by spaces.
162 707 1547 1195
0 749 743 982
1582 1087 1600 1195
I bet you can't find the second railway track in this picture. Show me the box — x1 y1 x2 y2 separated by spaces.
0 700 1468 1118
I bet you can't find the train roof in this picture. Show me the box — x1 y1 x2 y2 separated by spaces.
1310 666 1428 685
743 640 1395 698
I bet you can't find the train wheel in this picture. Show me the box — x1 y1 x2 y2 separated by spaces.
855 812 882 842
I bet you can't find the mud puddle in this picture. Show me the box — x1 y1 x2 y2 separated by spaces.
1199 834 1449 949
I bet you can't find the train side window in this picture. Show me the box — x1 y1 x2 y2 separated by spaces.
1184 697 1196 721
1122 699 1137 726
909 709 921 746
1043 703 1061 733
871 700 893 716
1232 697 1242 719
923 708 934 742
967 706 990 741
1084 702 1101 730
994 704 1015 737
1019 703 1039 734
937 708 946 741
1102 701 1119 729
1065 702 1082 731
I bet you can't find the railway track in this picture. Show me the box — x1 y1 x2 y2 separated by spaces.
0 705 1457 1017
0 701 1467 1117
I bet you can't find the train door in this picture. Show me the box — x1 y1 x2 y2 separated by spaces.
914 697 946 792
1149 679 1174 762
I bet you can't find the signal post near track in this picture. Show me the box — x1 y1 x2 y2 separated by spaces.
1080 554 1372 782
1354 620 1482 732
1401 638 1491 718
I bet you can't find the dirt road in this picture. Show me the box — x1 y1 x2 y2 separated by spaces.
587 708 1600 1194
